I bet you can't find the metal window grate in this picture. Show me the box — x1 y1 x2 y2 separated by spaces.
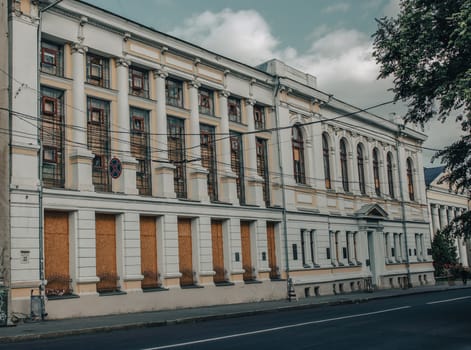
40 86 65 188
200 124 218 201
130 107 151 195
256 137 270 206
167 117 187 198
230 131 245 204
87 97 111 192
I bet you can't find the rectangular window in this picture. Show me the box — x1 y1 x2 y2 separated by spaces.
86 53 110 88
256 137 270 206
199 88 214 115
40 86 65 188
228 97 241 123
87 97 111 192
129 66 149 99
230 131 245 204
300 230 306 266
167 117 187 198
40 41 63 76
166 78 183 108
130 107 151 195
254 105 265 130
200 124 218 201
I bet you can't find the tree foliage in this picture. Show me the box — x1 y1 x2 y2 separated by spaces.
431 230 458 276
373 0 471 238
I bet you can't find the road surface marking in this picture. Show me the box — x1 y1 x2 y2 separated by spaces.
426 296 471 305
142 306 411 350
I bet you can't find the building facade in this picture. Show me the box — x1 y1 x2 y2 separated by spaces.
425 166 470 267
0 0 434 320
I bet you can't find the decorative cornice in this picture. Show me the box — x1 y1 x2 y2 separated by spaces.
116 57 131 68
71 42 88 55
219 90 230 99
153 68 168 79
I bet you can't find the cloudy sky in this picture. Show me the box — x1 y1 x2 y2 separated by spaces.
84 0 461 166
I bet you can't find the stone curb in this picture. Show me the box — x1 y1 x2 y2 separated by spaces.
1 285 468 343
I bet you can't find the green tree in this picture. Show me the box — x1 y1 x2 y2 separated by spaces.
431 230 458 276
373 0 471 238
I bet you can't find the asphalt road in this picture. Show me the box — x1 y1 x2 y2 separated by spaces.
2 289 470 350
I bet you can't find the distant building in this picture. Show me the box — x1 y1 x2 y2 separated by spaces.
0 0 434 320
425 166 470 266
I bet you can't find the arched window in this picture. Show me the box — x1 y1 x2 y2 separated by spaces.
407 158 415 201
387 152 395 198
373 148 381 196
292 124 306 184
340 138 349 192
322 133 331 189
357 144 366 194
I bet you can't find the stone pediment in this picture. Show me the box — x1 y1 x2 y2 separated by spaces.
355 204 388 219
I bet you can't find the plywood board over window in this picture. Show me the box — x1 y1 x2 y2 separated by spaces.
44 211 71 297
266 222 278 279
96 214 118 293
241 221 254 281
178 218 193 286
140 216 159 289
211 221 225 283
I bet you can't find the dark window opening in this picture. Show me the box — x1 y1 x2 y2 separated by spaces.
167 117 187 198
200 124 218 201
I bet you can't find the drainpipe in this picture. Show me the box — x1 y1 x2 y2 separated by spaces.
395 125 412 288
36 0 63 320
273 77 290 296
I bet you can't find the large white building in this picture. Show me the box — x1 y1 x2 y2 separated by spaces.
0 0 434 321
425 166 470 267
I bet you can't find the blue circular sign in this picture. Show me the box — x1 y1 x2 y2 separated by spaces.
109 157 122 179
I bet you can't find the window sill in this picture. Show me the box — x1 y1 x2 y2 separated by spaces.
142 286 168 293
98 290 127 296
47 294 80 300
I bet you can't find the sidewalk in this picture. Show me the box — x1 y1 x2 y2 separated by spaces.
0 283 469 343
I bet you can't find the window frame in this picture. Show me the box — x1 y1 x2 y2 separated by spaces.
166 78 184 108
373 148 381 196
292 124 306 184
340 138 349 192
228 97 242 123
387 152 395 198
357 144 366 194
407 158 415 201
254 105 265 130
198 88 214 115
322 133 332 189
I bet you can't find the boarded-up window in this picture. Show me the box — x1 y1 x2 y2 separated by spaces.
211 221 225 283
96 214 118 293
241 221 253 281
178 218 193 286
44 211 71 296
266 222 278 279
140 216 159 289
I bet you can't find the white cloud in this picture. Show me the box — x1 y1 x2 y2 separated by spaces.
170 9 278 64
322 3 350 13
169 8 460 163
383 0 400 17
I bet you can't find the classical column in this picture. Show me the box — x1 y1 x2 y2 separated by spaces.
415 234 420 261
385 232 391 263
152 69 176 198
456 208 469 267
439 205 447 230
114 58 138 195
431 204 440 235
218 90 238 204
188 80 209 202
330 231 338 266
244 99 264 206
347 232 355 265
394 233 400 262
70 43 94 192
447 206 461 261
